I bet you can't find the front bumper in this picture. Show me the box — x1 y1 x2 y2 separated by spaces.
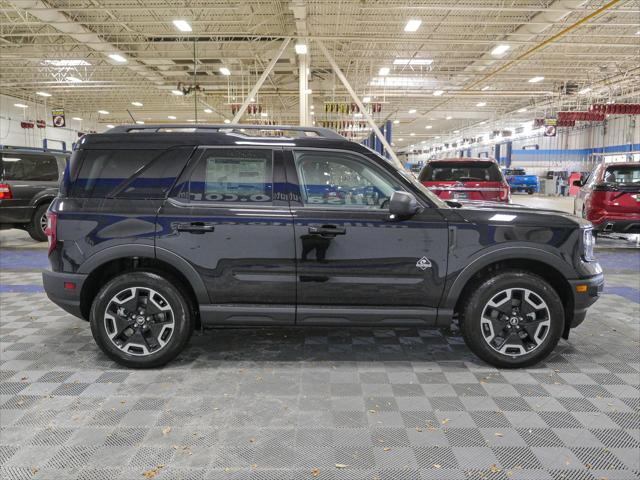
567 273 604 330
42 269 88 319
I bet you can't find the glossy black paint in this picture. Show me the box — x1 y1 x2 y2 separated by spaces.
44 129 603 333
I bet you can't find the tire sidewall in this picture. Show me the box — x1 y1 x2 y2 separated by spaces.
461 271 564 368
90 271 193 368
28 204 49 242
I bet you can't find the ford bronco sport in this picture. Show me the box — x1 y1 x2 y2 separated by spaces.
42 125 604 368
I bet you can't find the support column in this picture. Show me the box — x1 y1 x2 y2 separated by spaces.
298 53 310 126
384 120 392 159
494 143 501 163
505 141 513 168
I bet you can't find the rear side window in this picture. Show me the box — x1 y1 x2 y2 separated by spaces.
71 147 193 198
419 161 502 182
180 149 273 204
1 153 59 181
603 165 640 185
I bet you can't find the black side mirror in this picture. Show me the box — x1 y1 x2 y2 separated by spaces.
572 180 583 187
389 191 419 217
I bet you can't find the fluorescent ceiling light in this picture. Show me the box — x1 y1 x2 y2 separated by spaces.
173 20 192 32
433 90 444 96
223 119 231 124
528 76 544 83
106 124 115 129
578 87 592 95
135 120 145 124
363 96 371 103
370 76 434 87
490 44 510 56
310 105 314 110
203 108 213 113
425 125 432 129
404 19 422 32
408 108 417 114
171 89 184 95
261 112 268 117
378 67 390 76
354 113 362 117
310 111 315 116
454 130 460 133
66 76 82 83
393 119 400 124
295 43 308 55
14 103 28 108
398 138 404 141
36 91 51 97
108 53 127 63
393 58 433 66
479 121 486 125
476 102 487 107
72 117 82 121
43 59 90 67
517 108 527 113
168 115 177 119
481 86 490 91
98 110 109 114
305 88 313 94
445 115 453 120
219 67 231 76
131 101 143 107
410 132 415 136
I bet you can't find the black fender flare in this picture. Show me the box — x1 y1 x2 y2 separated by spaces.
77 244 210 304
442 245 576 310
29 189 58 208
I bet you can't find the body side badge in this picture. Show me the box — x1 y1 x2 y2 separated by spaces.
416 256 432 271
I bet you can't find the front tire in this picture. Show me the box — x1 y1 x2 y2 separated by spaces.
460 270 564 368
90 271 194 368
27 203 49 242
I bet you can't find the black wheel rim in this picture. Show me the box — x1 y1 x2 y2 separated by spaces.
103 287 175 356
480 288 551 357
40 212 48 234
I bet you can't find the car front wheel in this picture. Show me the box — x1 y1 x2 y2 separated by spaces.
460 270 564 368
90 271 194 368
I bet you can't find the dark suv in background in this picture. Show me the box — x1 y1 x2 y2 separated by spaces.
1 146 68 241
43 125 603 369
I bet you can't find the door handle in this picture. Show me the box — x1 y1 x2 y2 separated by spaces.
308 224 346 236
176 222 215 234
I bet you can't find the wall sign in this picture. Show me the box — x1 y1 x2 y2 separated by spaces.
51 109 66 127
544 125 557 137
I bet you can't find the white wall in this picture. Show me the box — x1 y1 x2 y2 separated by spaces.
0 94 97 151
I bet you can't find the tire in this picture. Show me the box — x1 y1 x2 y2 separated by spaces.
90 271 194 368
527 189 534 195
27 203 49 242
459 270 564 368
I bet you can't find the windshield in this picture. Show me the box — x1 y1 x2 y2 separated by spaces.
504 169 526 175
419 161 503 182
604 165 640 185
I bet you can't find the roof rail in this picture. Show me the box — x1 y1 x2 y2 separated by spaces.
106 124 344 140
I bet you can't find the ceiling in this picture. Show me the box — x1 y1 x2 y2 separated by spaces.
1 0 639 150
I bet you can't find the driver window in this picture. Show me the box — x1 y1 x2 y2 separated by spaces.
293 151 402 209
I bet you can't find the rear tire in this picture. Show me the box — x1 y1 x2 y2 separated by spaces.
460 270 564 368
527 189 534 195
27 203 49 242
90 271 194 368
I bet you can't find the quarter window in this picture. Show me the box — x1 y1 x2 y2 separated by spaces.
293 151 401 209
1 153 58 181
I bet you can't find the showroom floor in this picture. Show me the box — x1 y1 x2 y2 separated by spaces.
0 196 638 480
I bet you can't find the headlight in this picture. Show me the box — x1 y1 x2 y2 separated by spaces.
583 227 595 261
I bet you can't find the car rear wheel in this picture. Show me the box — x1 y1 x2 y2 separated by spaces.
26 203 49 242
90 271 194 368
527 189 534 195
460 270 564 368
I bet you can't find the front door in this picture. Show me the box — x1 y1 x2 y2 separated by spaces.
156 147 296 325
286 149 448 326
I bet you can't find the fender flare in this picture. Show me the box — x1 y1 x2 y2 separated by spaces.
29 190 58 208
442 245 576 310
77 244 210 304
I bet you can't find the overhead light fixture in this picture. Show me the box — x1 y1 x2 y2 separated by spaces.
66 76 82 83
435 136 440 139
219 67 231 76
425 125 432 129
404 19 422 32
14 103 28 108
479 121 486 125
454 130 460 133
108 53 127 63
106 124 115 129
476 102 487 107
398 138 404 141
433 90 444 96
517 108 527 113
305 88 313 94
72 117 82 121
363 96 371 103
36 91 51 97
310 105 314 110
43 59 90 67
378 67 390 76
295 43 308 55
393 58 433 66
204 108 213 113
393 119 400 124
172 19 192 32
445 116 452 120
410 132 415 136
98 110 109 114
481 86 490 91
171 89 184 95
131 101 143 107
250 97 255 102
490 44 510 56
578 87 592 95
261 112 268 117
168 115 177 120
223 119 231 124
354 112 362 117
408 108 417 114
135 120 145 125
310 111 315 116
528 76 544 83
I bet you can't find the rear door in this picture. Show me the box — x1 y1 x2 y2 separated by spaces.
156 146 296 325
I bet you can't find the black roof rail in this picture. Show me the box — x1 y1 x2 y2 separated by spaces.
106 124 344 140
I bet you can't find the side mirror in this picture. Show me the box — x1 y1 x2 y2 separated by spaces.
572 180 583 187
389 191 419 217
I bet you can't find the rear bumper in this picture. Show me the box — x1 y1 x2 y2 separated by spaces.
567 273 604 329
594 219 640 234
42 269 87 319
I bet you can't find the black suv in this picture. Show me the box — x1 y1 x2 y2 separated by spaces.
1 146 68 241
42 125 604 368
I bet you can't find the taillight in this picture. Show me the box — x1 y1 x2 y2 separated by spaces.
499 184 511 202
0 183 12 199
46 212 58 256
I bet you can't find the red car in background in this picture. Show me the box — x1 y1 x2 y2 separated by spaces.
418 157 511 203
574 162 640 234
